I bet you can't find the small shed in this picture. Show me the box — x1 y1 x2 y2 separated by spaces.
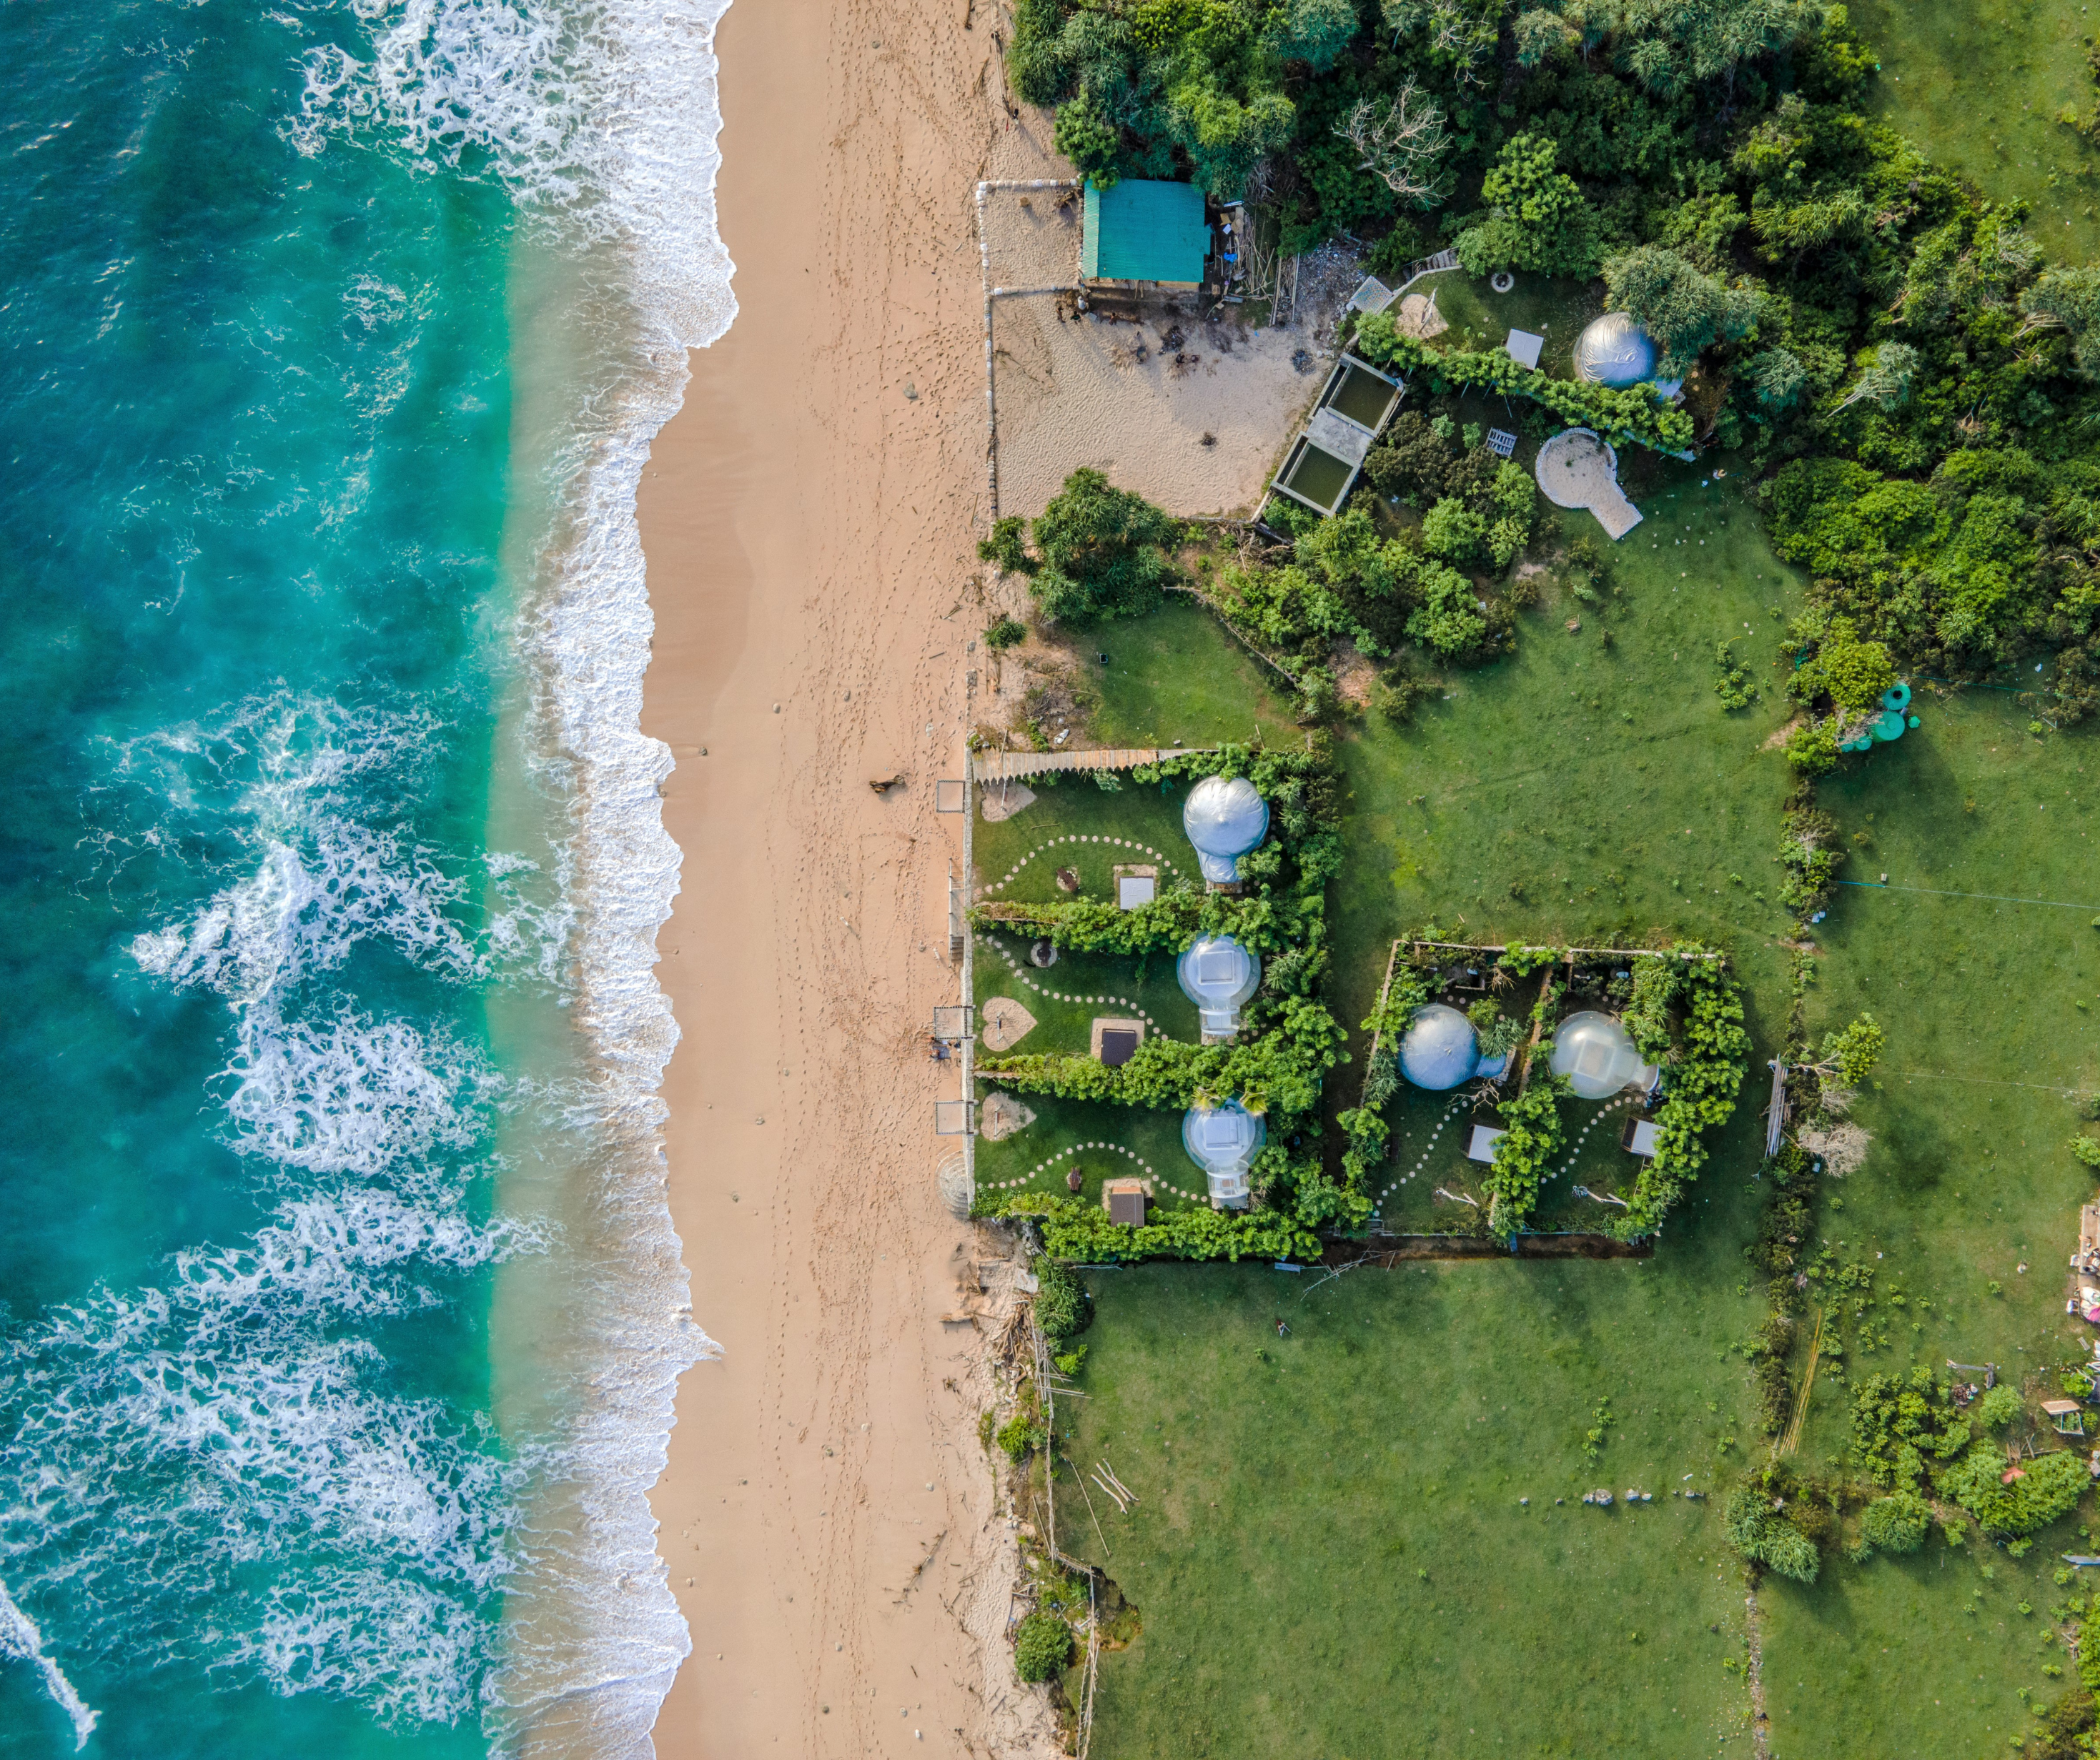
1466 1124 1506 1163
1091 1018 1145 1066
1622 1117 1661 1158
1083 180 1209 287
1103 1178 1150 1225
1505 329 1545 371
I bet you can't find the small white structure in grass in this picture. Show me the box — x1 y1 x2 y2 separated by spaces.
1623 1116 1663 1158
1177 934 1261 1042
1550 1010 1660 1100
1182 775 1269 884
1505 328 1544 371
1466 1124 1506 1163
1117 873 1157 908
1182 1098 1264 1209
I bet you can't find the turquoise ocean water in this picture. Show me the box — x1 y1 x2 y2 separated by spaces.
0 1 730 1754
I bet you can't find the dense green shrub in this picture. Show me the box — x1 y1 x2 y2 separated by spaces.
1860 1491 1932 1554
1613 951 1751 1240
1484 1076 1568 1235
1775 805 1845 919
1725 1486 1821 1583
1454 134 1600 277
1974 1382 2024 1432
1014 1610 1074 1682
996 468 1179 625
984 1192 1321 1263
1352 312 1698 453
984 615 1029 651
1943 1447 2087 1537
1034 1259 1091 1344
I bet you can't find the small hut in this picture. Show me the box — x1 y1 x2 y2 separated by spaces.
1082 179 1211 290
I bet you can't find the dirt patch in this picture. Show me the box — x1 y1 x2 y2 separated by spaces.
1762 714 1806 751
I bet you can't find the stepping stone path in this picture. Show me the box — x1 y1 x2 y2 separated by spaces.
978 1138 1203 1205
1373 1095 1646 1211
979 933 1163 1034
981 833 1184 899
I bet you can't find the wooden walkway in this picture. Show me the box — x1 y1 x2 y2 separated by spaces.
971 745 1216 783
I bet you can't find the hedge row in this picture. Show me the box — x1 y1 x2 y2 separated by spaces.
1351 311 1696 454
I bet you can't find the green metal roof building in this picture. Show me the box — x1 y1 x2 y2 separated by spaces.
1081 179 1209 285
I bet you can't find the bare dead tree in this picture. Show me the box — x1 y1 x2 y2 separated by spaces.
1334 82 1454 208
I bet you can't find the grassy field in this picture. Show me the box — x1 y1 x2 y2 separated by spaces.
1846 0 2100 264
1327 452 1808 1042
1416 269 1603 374
986 436 2100 1753
1052 1254 1765 1759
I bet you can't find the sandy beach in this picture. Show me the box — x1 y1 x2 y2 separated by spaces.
635 0 1046 1753
633 0 1365 1747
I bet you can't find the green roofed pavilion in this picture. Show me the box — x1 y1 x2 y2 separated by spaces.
1082 179 1209 286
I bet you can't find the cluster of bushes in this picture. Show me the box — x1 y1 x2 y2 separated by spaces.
1612 950 1753 1240
1004 0 2100 716
1215 479 1527 686
979 742 1365 1242
982 1190 1322 1263
1846 1366 2081 1542
1036 1258 1093 1375
1771 610 1901 772
1350 311 1698 453
1774 795 1846 920
1481 1075 1570 1235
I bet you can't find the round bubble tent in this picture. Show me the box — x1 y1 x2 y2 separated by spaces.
1572 311 1682 399
1182 775 1269 883
1395 1002 1510 1090
1177 934 1260 1039
1549 1010 1660 1100
1182 1099 1264 1208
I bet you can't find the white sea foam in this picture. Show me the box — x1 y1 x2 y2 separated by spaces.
1 1231 527 1726
277 0 738 1747
217 1005 504 1182
0 1579 99 1751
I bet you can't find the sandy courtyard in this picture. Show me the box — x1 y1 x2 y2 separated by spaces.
980 186 1357 519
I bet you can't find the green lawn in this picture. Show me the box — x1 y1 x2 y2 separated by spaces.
1327 452 1810 1057
996 444 2100 1754
1054 1255 1765 1759
1847 0 2100 264
1415 268 1603 375
1750 683 2100 1759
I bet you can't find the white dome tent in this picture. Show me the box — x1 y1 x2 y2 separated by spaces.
1572 311 1683 400
1182 1099 1265 1208
1397 1002 1480 1091
1549 1010 1660 1100
1182 775 1269 884
1177 934 1261 1041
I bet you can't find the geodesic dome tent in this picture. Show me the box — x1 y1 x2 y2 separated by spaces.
1549 1010 1660 1100
1177 934 1261 1039
1182 775 1269 883
1572 311 1683 399
1397 1003 1479 1091
1182 1098 1265 1209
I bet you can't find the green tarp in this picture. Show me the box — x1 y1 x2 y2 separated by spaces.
1082 179 1209 284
